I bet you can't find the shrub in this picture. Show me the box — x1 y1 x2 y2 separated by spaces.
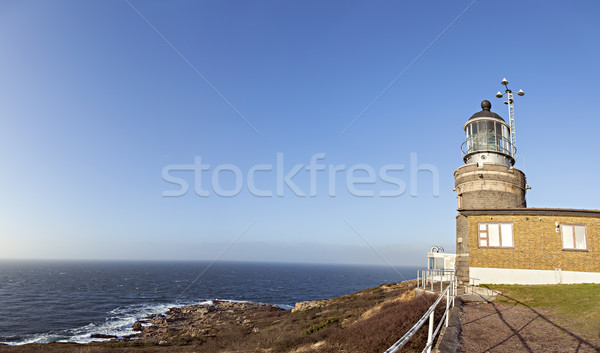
302 318 340 335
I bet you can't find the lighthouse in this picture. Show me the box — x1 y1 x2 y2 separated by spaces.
453 99 528 286
441 81 600 287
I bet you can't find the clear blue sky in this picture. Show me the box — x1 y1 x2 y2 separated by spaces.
1 1 599 265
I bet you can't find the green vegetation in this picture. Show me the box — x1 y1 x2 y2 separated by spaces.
302 317 340 335
484 283 600 337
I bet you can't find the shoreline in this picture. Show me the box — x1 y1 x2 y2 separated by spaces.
0 260 417 347
0 279 435 352
0 299 296 347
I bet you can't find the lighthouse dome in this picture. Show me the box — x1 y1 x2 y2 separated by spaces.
468 100 506 122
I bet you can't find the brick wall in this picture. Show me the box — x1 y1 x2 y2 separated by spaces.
468 214 600 272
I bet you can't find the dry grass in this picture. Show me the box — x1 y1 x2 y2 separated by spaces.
359 287 414 321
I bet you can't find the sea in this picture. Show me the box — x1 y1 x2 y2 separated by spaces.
0 260 418 345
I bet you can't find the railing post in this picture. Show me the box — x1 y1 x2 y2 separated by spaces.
453 276 456 307
427 310 434 353
445 285 450 327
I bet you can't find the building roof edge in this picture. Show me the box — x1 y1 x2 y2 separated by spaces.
458 208 600 217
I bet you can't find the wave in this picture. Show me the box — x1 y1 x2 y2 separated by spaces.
1 299 211 345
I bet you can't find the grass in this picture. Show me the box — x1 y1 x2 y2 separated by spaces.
483 283 600 338
302 317 340 335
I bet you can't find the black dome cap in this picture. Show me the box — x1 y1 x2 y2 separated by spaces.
468 100 505 122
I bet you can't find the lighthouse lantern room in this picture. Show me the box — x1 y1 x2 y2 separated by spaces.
461 100 514 167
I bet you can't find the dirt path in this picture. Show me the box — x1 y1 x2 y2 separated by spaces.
458 301 600 353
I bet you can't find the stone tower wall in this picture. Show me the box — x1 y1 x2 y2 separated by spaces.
454 163 527 286
454 163 527 209
455 214 469 286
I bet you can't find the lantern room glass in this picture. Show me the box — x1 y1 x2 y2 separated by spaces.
464 120 512 156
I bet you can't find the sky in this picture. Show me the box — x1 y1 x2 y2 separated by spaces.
1 1 599 266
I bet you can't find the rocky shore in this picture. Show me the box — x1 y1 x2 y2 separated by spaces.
131 300 287 346
0 279 439 353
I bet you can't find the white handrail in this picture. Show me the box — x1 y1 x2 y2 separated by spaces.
417 269 454 292
384 274 456 353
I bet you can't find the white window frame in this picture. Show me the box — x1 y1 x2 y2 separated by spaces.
478 222 514 248
561 224 587 251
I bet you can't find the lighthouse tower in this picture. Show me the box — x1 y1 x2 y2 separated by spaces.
454 100 527 286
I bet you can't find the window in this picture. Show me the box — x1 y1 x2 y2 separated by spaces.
495 122 502 136
428 257 445 270
561 224 587 250
478 223 513 248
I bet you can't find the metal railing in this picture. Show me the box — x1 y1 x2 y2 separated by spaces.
462 277 500 298
460 135 516 157
384 272 456 353
417 269 455 292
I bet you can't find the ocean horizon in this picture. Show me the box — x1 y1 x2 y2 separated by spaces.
0 260 418 345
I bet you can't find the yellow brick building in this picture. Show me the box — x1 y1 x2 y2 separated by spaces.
459 209 600 284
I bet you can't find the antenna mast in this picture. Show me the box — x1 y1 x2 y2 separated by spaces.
496 78 524 157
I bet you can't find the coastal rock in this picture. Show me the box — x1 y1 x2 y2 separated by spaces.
90 334 118 339
145 313 165 319
134 300 285 343
131 322 143 331
292 299 328 312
